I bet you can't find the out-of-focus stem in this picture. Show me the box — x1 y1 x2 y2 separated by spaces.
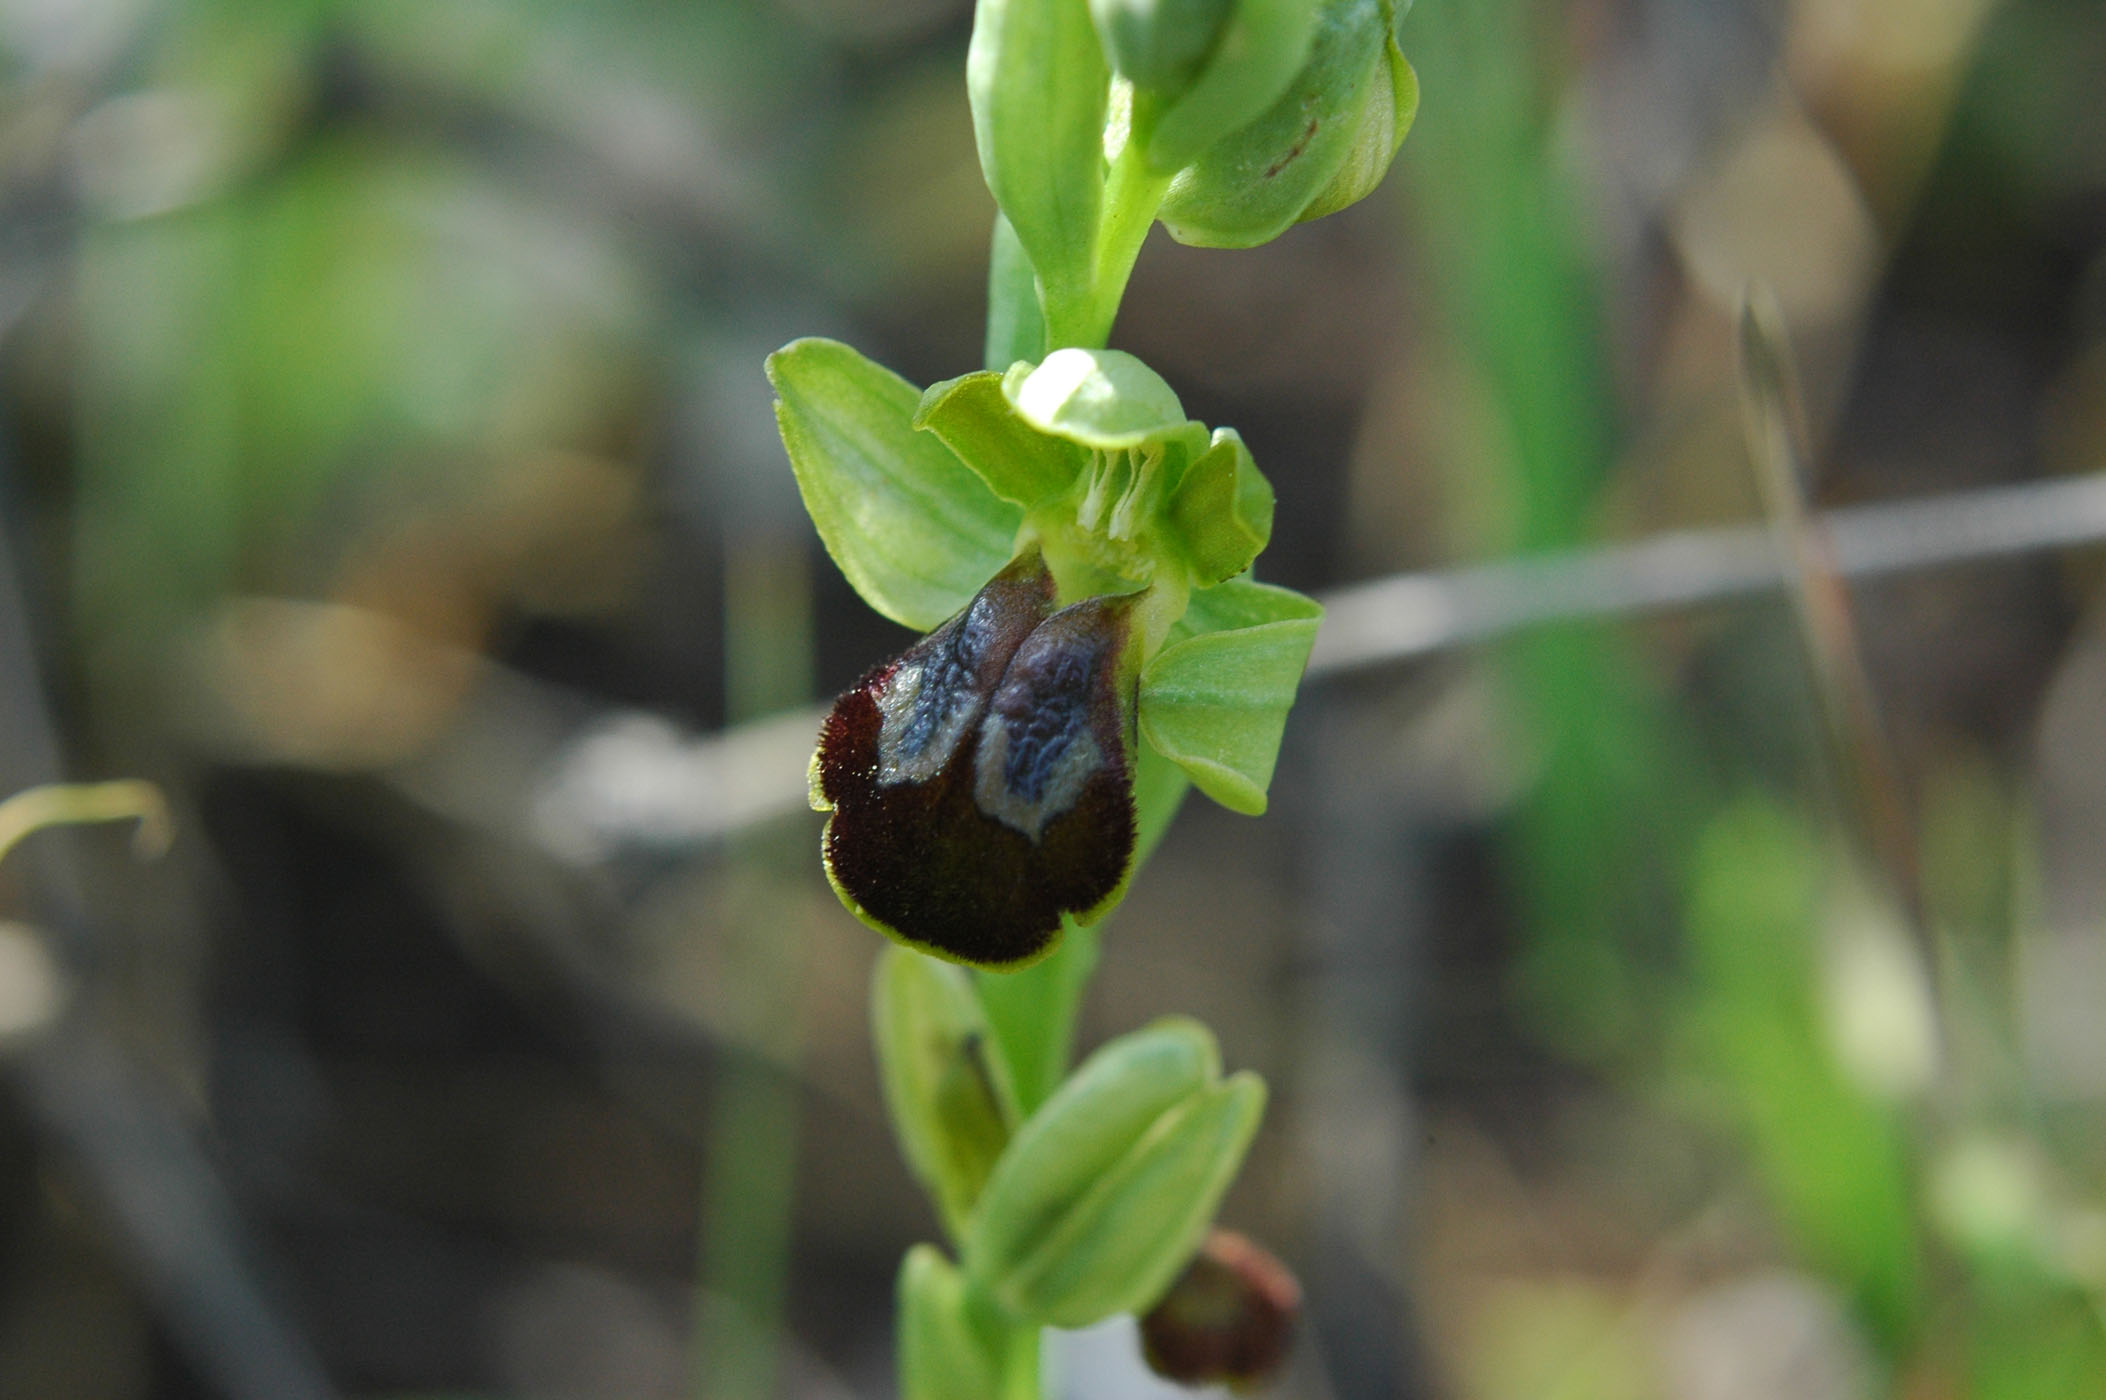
696 535 815 1400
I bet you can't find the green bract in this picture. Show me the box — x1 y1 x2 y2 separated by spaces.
1158 0 1419 248
969 0 1110 314
874 948 1021 1238
898 1245 1011 1400
965 1018 1264 1327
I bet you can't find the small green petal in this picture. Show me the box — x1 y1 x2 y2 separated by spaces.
769 338 1020 631
1004 348 1200 451
1141 588 1321 814
1179 575 1323 634
1165 427 1275 585
916 371 1087 510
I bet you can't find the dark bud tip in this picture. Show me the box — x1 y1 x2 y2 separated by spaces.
1139 1230 1301 1392
814 556 1141 970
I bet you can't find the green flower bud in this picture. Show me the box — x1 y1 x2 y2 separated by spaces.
898 1245 1011 1400
873 948 1021 1238
966 1018 1265 1328
1157 0 1418 248
1091 0 1236 93
1133 0 1327 177
1140 1229 1302 1390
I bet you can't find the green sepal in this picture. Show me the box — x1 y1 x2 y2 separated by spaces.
968 1019 1216 1291
1164 427 1275 585
1294 38 1417 225
999 1074 1264 1328
769 338 1020 631
1143 0 1319 174
968 0 1110 310
1177 573 1321 635
899 1246 1012 1400
873 948 1021 1241
1003 348 1205 453
916 371 1086 510
1157 0 1399 249
1141 581 1321 814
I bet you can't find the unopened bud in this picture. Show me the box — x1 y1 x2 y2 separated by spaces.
966 1019 1265 1328
1158 0 1417 248
1140 1229 1302 1390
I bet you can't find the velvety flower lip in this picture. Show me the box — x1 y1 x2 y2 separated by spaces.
813 552 1141 969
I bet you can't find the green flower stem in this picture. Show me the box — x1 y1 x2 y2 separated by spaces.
1043 127 1174 351
998 1313 1042 1400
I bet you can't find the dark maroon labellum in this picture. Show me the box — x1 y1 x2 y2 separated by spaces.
1140 1230 1302 1392
813 552 1140 968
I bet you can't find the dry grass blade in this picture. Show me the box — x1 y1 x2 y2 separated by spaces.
1735 287 1933 977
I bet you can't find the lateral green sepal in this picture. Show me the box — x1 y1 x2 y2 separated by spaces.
768 338 1020 630
1141 581 1321 814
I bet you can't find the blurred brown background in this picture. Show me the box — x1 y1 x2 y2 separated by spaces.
1 0 2104 1396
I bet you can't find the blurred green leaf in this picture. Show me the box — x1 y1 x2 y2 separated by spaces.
1681 800 1924 1348
874 948 1021 1240
899 1246 1015 1400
